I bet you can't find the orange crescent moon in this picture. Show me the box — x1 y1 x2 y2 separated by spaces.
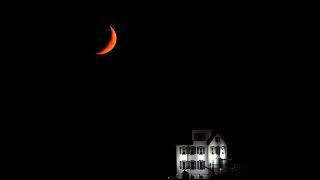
96 26 117 55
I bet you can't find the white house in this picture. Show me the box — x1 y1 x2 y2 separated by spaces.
176 129 228 179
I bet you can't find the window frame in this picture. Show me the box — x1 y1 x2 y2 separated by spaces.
182 146 186 155
216 146 220 155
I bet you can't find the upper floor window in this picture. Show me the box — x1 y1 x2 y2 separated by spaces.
190 146 196 155
210 146 215 154
221 146 225 154
194 133 206 141
198 146 205 155
182 147 186 155
216 146 220 155
215 136 220 143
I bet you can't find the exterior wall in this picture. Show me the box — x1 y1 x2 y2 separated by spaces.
190 141 209 178
208 134 228 174
176 130 228 179
176 144 209 179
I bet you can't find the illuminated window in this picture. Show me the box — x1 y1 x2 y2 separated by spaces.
191 160 196 169
216 146 220 155
221 146 225 154
215 136 220 143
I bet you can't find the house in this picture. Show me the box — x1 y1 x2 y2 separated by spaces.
176 129 228 179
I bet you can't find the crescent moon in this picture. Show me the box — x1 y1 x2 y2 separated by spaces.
96 26 117 55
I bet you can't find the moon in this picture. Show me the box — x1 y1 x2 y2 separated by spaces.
96 26 117 55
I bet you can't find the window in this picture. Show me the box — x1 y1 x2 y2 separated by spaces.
216 146 220 155
199 160 205 170
221 146 225 154
211 146 215 154
215 136 220 143
182 147 186 155
180 147 182 154
186 146 190 154
179 161 182 169
191 160 196 169
182 161 186 169
186 161 190 169
197 161 200 169
198 146 205 155
190 146 196 155
194 133 206 141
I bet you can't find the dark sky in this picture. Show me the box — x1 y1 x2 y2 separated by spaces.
6 2 309 180
91 2 279 66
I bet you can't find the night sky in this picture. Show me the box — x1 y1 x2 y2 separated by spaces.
86 4 286 179
5 2 309 180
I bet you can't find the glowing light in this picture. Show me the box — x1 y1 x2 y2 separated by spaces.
96 26 117 55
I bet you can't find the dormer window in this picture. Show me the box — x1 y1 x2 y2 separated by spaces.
215 136 220 143
194 133 206 141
